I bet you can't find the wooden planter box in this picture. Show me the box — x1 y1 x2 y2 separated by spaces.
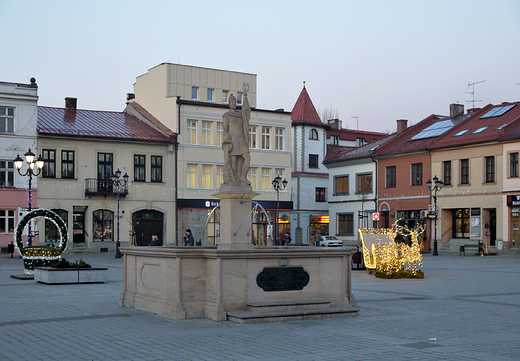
34 267 108 284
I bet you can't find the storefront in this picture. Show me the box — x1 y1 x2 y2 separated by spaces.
507 195 520 249
178 199 293 246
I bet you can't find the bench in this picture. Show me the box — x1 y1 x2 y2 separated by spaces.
459 242 484 256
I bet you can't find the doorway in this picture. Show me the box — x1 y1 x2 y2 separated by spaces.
132 210 164 246
73 206 87 243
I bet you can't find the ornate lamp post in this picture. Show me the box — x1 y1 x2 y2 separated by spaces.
426 175 443 256
111 169 129 259
14 149 44 247
272 175 288 245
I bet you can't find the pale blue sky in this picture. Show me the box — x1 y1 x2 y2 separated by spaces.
2 0 519 132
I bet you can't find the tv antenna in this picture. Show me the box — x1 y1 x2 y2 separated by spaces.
465 80 485 109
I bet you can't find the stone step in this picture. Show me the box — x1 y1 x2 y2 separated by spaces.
246 298 331 312
227 306 359 324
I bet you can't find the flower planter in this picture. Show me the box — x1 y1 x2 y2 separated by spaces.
34 267 108 284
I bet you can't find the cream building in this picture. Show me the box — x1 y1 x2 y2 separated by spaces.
130 63 292 246
37 99 176 253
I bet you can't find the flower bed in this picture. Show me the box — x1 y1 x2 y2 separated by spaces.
34 267 108 284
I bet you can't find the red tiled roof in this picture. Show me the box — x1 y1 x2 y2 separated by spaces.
291 86 323 125
430 102 520 149
324 133 397 163
327 128 387 142
37 106 173 142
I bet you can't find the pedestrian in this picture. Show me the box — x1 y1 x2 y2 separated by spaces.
283 232 291 246
149 235 160 246
184 229 194 246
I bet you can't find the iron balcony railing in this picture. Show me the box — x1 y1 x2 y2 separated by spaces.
85 178 129 197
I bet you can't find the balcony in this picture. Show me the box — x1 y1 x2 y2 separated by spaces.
85 178 129 197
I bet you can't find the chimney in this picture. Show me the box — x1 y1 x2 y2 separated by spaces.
126 93 135 103
65 97 77 110
450 103 464 118
328 118 342 130
396 119 408 133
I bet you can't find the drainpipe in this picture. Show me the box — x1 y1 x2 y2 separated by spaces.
175 96 181 246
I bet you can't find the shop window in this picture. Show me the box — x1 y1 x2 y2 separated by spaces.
93 209 114 242
45 209 68 243
453 208 470 238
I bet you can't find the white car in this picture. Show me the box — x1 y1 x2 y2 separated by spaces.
320 235 343 247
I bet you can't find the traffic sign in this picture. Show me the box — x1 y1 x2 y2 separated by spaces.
373 212 380 221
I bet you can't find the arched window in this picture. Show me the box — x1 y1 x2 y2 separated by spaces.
309 129 319 140
45 209 68 243
93 209 114 242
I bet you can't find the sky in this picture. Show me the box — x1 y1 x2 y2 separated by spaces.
2 0 520 133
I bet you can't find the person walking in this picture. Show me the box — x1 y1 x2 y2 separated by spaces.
283 232 291 246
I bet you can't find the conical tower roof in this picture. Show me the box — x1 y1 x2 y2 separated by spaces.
291 85 323 125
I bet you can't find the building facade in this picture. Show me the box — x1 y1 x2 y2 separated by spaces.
131 63 292 246
0 78 39 252
37 99 176 253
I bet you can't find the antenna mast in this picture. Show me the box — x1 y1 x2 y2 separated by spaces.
465 80 485 109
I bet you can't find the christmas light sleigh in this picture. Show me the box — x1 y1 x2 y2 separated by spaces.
359 222 424 278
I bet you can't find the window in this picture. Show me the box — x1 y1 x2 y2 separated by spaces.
45 209 68 242
0 106 15 133
332 135 339 145
151 156 162 182
0 160 14 187
216 165 223 187
443 161 452 186
0 209 15 233
453 208 470 238
187 164 196 188
510 153 519 178
216 122 223 146
207 88 214 102
261 168 270 190
386 166 396 188
275 128 284 151
275 168 283 178
262 127 271 149
98 152 113 180
485 156 495 183
202 121 212 145
357 173 372 193
335 175 349 195
61 150 74 179
248 167 257 190
249 126 257 148
187 120 197 144
42 149 55 178
309 129 319 140
201 165 212 189
191 87 198 100
309 154 319 169
411 163 422 186
338 213 354 235
237 92 243 105
222 90 229 103
357 138 366 146
134 155 146 182
93 209 114 242
460 159 469 184
315 187 326 202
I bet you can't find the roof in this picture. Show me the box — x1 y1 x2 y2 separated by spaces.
37 106 174 142
324 133 398 164
373 114 444 157
430 102 520 150
327 128 387 142
291 86 323 126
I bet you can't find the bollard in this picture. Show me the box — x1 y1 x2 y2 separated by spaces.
8 241 15 258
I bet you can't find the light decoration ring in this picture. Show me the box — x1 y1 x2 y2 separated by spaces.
15 208 68 269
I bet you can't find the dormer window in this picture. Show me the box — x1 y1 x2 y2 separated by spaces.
310 129 319 140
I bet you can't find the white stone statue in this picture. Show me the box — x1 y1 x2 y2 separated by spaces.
222 83 251 186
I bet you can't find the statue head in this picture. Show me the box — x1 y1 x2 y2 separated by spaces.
228 94 237 109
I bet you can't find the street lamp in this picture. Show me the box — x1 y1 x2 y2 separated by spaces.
14 149 44 247
426 175 444 256
111 169 129 258
272 175 288 245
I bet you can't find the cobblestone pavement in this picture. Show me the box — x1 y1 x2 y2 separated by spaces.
1 250 519 361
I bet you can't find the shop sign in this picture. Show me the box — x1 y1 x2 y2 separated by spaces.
507 195 520 207
311 216 329 223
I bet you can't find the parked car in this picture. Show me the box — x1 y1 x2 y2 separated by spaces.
320 235 343 247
